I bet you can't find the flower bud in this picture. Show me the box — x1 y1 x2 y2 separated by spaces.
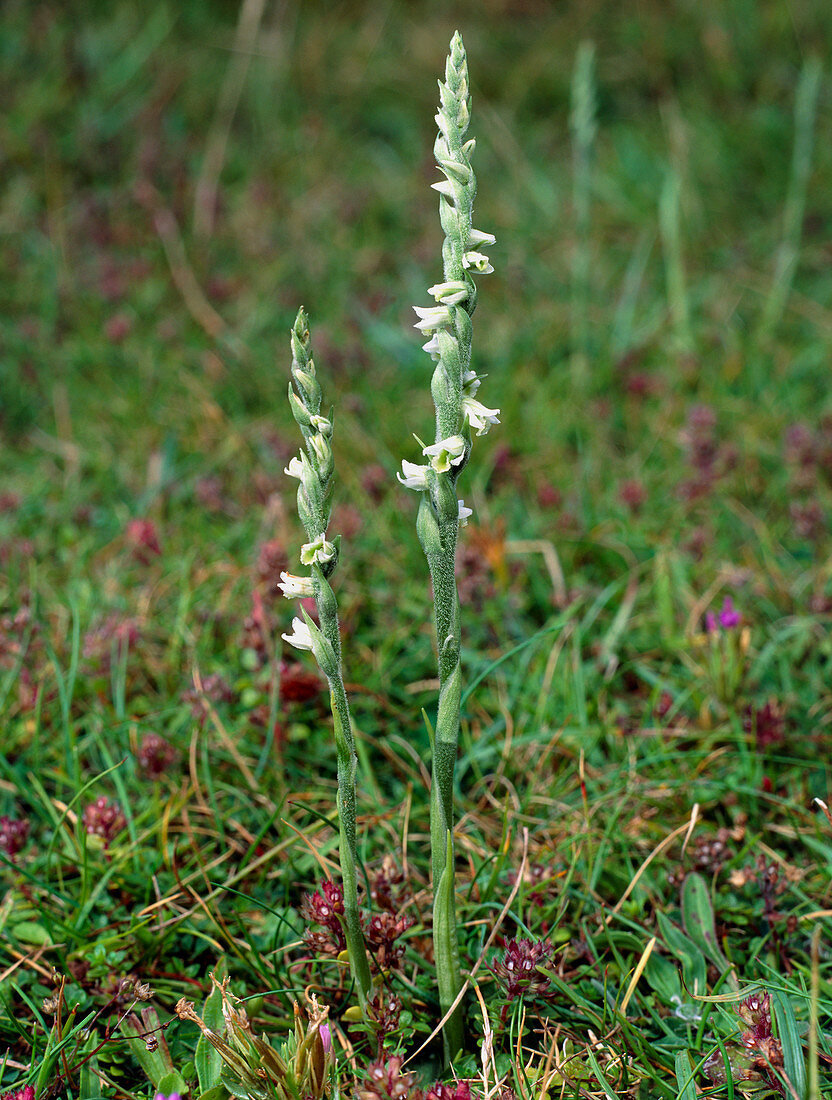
288 386 312 427
308 433 334 481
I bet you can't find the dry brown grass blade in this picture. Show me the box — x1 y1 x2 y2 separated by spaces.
193 0 273 240
135 179 227 340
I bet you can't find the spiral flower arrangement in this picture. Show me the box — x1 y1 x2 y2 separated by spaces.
397 31 497 1059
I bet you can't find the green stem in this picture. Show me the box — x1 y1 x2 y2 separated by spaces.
328 676 372 1006
425 508 464 1060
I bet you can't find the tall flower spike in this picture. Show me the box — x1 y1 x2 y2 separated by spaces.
398 32 497 1063
282 308 372 1009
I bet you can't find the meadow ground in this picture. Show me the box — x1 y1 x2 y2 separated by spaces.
1 2 832 1097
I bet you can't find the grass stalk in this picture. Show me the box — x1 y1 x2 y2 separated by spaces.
758 56 822 342
569 40 597 384
659 167 693 357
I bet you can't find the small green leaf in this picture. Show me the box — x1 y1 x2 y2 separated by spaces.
771 990 807 1099
681 871 732 976
674 1051 697 1100
157 1069 188 1097
643 950 683 1003
656 911 707 998
11 922 54 946
221 1066 265 1099
196 971 226 1092
197 1087 230 1100
585 1048 619 1100
121 1008 175 1088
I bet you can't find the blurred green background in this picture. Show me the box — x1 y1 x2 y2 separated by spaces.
1 0 831 579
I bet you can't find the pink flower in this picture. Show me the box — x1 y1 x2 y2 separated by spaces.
1 1086 35 1100
718 597 741 629
126 518 162 563
83 797 126 848
0 816 30 859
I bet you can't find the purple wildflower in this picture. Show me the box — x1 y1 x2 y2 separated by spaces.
718 597 741 630
318 1021 331 1054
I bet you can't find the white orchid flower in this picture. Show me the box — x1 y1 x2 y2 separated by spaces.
428 280 468 305
281 616 314 651
423 435 466 472
277 572 315 599
462 396 501 436
463 251 494 274
413 305 452 333
309 414 333 436
300 535 336 566
397 460 430 490
422 334 443 359
462 369 482 396
284 456 304 479
467 228 496 249
457 500 473 525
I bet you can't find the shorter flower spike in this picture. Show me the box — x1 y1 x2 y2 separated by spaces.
282 309 372 1008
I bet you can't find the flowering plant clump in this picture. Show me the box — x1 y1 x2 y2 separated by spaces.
300 879 348 958
703 990 784 1091
176 978 332 1100
82 796 126 848
277 35 495 1058
0 1086 35 1100
491 938 557 1008
699 595 750 705
357 1056 474 1100
0 815 30 859
397 30 497 1060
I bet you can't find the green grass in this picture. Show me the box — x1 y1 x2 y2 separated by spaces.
1 1 832 1097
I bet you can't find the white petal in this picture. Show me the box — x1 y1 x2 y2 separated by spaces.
427 280 468 305
423 435 466 472
467 228 496 249
300 536 336 566
461 369 481 397
281 617 314 651
421 334 442 358
457 500 473 525
277 572 315 599
284 456 304 479
422 435 466 461
397 460 430 490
